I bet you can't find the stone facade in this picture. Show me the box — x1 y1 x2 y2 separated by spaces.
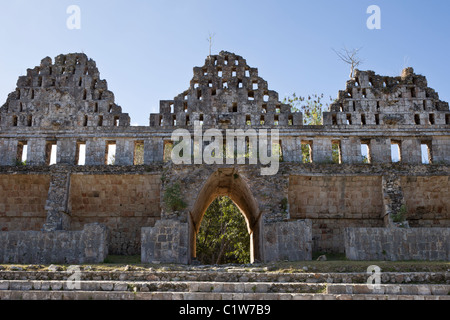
345 227 449 261
0 51 449 264
0 223 108 264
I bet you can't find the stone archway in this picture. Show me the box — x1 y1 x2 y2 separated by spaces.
188 168 262 263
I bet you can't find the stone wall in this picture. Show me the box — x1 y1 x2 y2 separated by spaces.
289 176 384 252
69 174 161 255
345 227 450 261
141 220 188 264
0 223 108 264
401 176 450 227
0 174 50 231
263 220 312 262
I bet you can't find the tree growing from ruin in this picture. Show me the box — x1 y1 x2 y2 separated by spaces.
332 47 363 79
284 93 340 163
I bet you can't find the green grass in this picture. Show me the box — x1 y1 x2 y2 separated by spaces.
0 254 448 274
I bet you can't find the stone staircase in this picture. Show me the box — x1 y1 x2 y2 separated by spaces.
0 268 449 300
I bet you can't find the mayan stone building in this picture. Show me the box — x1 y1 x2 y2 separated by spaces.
0 51 448 264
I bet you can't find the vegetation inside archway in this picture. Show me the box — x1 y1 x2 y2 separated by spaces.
196 196 250 265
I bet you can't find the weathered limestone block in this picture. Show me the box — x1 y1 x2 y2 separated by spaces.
0 139 18 166
85 139 106 165
312 138 332 163
0 223 108 264
345 227 450 261
340 137 361 164
115 139 134 165
263 220 312 262
141 220 188 264
432 137 450 164
57 139 77 164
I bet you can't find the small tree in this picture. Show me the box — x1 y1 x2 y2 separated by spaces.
283 93 333 125
332 47 363 79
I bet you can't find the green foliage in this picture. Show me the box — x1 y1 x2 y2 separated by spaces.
280 197 288 212
283 93 333 125
392 205 407 223
331 143 341 164
196 197 250 265
163 182 187 212
301 144 312 163
14 159 26 166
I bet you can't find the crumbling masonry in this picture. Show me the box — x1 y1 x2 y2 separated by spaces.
0 52 448 264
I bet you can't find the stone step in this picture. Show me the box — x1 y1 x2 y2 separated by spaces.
1 280 448 296
0 290 449 301
0 280 326 294
326 284 450 296
1 271 448 284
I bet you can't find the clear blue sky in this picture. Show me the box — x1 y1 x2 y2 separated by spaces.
1 0 449 125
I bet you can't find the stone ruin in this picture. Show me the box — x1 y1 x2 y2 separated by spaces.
0 51 448 264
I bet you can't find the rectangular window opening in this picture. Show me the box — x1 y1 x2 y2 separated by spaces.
246 115 251 126
301 141 313 163
288 115 293 126
332 114 337 125
414 114 420 125
361 114 366 125
361 140 371 164
429 113 435 125
76 142 86 166
134 141 144 165
446 114 450 125
113 116 120 127
375 114 380 125
16 141 27 165
163 140 173 163
332 140 342 164
346 114 352 125
391 140 401 163
421 141 432 164
45 141 57 166
105 141 116 165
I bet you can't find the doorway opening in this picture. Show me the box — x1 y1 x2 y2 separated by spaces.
196 196 250 264
189 169 261 264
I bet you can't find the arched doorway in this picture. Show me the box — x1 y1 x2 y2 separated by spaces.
189 168 262 263
196 196 250 264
